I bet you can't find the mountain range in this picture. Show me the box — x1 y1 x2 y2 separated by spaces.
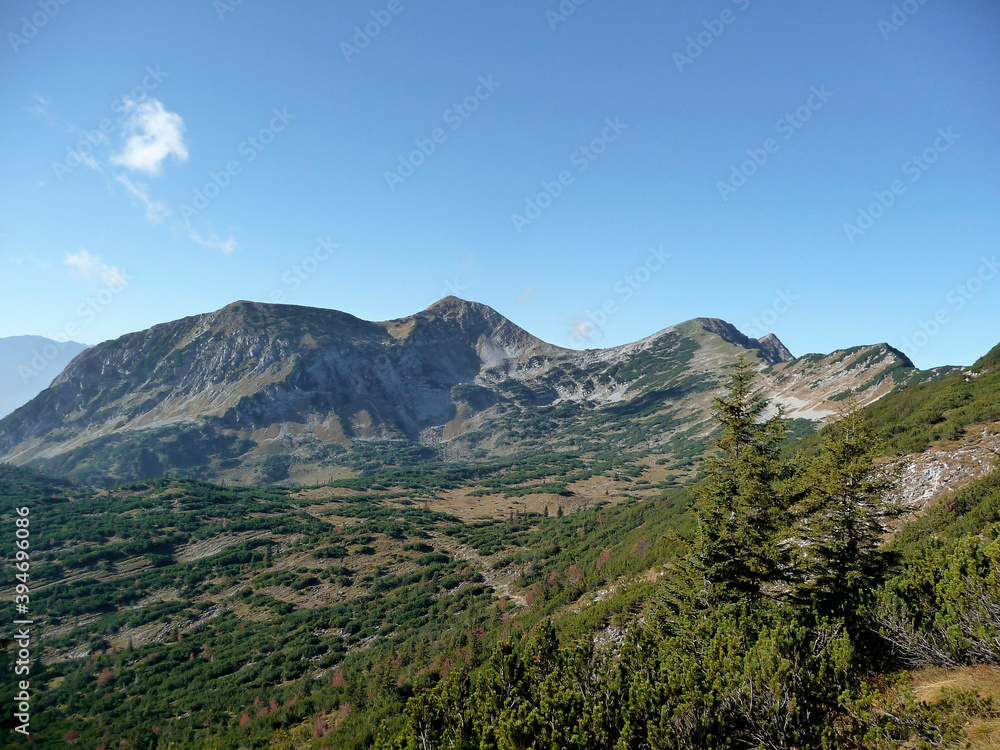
0 297 944 485
1 300 998 748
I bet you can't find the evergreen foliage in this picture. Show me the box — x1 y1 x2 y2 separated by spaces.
692 356 790 605
876 468 1000 668
377 360 1000 749
791 403 901 625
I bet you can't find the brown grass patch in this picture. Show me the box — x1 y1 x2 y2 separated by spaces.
912 666 1000 749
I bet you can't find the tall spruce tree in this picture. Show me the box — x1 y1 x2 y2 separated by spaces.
693 356 791 605
792 402 900 620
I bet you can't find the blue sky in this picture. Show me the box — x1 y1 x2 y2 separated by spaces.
1 0 998 369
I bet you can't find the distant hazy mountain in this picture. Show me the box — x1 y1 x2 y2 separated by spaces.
0 298 931 484
0 336 88 418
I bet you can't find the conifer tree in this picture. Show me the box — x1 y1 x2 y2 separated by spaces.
693 356 791 605
792 402 900 619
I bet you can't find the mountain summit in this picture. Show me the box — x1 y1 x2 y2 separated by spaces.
0 298 915 484
689 318 794 364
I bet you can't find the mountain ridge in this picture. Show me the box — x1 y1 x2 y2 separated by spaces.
0 298 922 484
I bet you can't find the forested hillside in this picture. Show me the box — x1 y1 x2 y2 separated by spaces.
1 357 999 748
375 360 1000 749
0 453 693 747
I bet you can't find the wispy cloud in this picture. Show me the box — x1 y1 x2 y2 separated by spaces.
64 249 127 288
115 174 169 224
111 99 188 175
189 230 238 256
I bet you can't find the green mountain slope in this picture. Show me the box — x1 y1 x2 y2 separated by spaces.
0 456 694 748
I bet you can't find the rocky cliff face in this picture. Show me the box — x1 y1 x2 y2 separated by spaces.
0 297 922 484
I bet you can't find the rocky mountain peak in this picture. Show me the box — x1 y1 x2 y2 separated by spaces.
401 296 550 357
208 299 270 326
757 333 794 363
690 317 794 364
422 296 481 314
417 296 502 330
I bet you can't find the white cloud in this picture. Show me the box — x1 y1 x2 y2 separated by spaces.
115 174 169 223
189 230 237 256
111 99 188 175
64 249 127 289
